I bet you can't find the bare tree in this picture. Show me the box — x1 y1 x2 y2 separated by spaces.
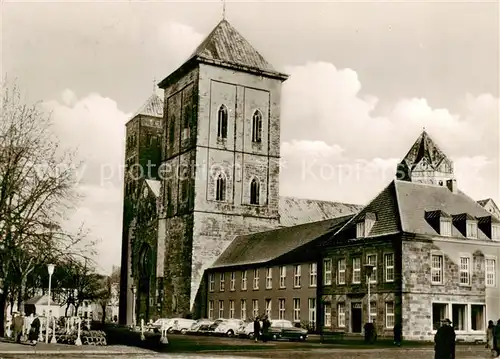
0 80 93 335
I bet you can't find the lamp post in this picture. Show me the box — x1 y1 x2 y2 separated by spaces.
364 264 375 323
45 264 55 344
131 284 136 328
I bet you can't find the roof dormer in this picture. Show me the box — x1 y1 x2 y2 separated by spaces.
477 215 500 241
425 210 452 236
452 213 477 239
356 212 377 238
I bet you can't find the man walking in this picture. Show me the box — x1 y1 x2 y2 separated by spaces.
434 318 455 359
261 315 270 343
253 316 261 342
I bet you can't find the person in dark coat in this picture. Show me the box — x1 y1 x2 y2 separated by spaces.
253 316 261 342
434 318 455 359
393 321 402 346
28 313 41 346
494 319 500 357
261 315 271 343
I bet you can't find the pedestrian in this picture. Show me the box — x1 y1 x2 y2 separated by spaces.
253 316 261 342
393 320 402 346
12 312 24 343
261 315 270 343
28 312 41 346
487 320 495 352
494 319 500 357
434 318 455 359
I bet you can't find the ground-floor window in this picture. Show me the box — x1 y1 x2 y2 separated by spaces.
452 304 466 331
265 299 272 318
208 300 214 320
252 299 259 318
293 298 301 322
279 299 286 320
471 305 484 331
308 298 316 330
324 303 332 327
229 300 235 319
369 302 377 323
385 302 394 329
241 300 246 320
219 300 224 319
337 303 344 328
432 303 448 330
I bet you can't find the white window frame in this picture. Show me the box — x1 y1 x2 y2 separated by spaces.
486 257 496 287
229 300 235 319
466 220 478 239
431 253 444 285
218 300 224 319
309 262 317 287
230 272 235 291
337 258 346 285
266 267 272 289
370 302 377 323
385 302 394 329
209 273 215 292
337 303 344 328
220 273 225 292
384 253 394 282
356 221 365 238
241 299 247 320
293 265 301 288
252 299 259 318
367 254 377 283
208 300 214 320
241 270 247 290
492 225 500 240
459 255 471 286
278 299 286 320
293 298 301 322
279 266 286 288
323 259 332 285
352 257 361 284
440 219 452 236
265 299 272 318
253 269 259 290
308 298 316 329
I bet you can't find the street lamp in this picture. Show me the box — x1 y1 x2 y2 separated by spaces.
45 264 55 344
364 264 375 323
130 284 136 328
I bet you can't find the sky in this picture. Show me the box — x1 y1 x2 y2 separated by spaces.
2 0 499 274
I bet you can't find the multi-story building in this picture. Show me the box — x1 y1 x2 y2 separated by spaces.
204 215 353 331
319 131 500 342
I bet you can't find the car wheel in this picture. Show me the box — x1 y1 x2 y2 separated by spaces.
226 330 234 337
248 332 254 339
180 329 187 334
167 327 174 334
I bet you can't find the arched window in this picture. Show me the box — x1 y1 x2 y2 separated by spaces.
217 105 228 139
250 178 260 205
252 110 262 143
215 173 226 201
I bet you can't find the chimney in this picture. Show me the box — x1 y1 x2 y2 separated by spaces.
446 179 457 193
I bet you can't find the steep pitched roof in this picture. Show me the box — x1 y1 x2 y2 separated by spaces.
159 19 288 87
398 130 453 175
132 93 163 119
278 196 363 226
211 215 354 269
477 198 500 219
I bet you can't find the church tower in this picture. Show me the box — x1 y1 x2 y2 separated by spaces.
156 19 289 316
396 130 455 186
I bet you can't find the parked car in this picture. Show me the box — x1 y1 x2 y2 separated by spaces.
150 318 172 333
168 318 196 334
237 321 259 338
213 319 244 337
207 318 225 333
188 319 213 334
266 320 308 341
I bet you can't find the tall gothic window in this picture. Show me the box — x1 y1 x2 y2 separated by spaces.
217 105 228 139
215 174 226 201
250 178 260 205
252 110 262 143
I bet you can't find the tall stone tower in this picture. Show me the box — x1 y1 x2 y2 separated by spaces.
396 130 454 186
119 93 163 325
156 19 289 316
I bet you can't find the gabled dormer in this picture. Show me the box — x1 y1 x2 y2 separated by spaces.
477 215 500 241
451 213 478 239
425 210 452 237
356 212 377 238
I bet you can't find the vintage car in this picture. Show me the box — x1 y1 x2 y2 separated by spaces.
266 320 308 341
213 319 244 337
168 318 196 334
150 318 172 333
237 321 259 339
207 318 225 333
187 319 214 334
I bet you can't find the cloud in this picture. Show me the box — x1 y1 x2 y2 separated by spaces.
42 91 131 273
157 22 204 71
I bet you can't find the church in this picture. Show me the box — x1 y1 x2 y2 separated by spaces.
119 18 500 337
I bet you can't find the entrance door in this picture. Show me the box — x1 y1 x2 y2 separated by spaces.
351 302 362 333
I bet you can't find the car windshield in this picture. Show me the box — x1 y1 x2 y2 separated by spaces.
272 320 293 328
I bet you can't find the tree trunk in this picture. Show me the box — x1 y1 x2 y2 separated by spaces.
17 276 27 315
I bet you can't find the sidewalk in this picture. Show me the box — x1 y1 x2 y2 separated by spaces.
0 338 155 355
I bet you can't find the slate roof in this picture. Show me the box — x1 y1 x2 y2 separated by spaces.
211 214 354 269
334 179 498 241
278 196 363 226
132 93 163 119
159 19 288 88
398 130 453 177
